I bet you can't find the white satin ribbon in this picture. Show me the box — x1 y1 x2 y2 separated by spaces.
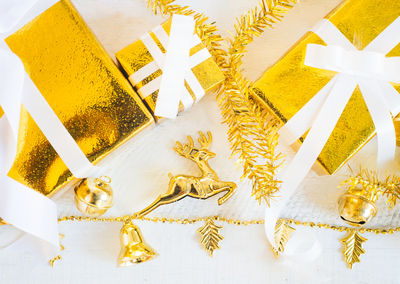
0 0 101 259
265 18 400 254
130 14 210 118
0 0 38 33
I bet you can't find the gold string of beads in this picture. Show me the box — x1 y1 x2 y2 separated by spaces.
57 215 400 235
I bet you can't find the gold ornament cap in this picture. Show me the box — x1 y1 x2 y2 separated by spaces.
74 177 113 217
338 193 377 226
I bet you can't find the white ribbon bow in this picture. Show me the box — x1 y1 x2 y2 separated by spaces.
265 18 400 254
0 0 101 259
131 14 210 119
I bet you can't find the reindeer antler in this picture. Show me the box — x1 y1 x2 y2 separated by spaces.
174 135 195 158
198 131 212 149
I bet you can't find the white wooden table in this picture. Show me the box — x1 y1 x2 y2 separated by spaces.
1 0 400 283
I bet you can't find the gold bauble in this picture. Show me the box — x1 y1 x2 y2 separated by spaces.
118 219 157 266
0 218 6 225
338 191 377 226
74 177 113 217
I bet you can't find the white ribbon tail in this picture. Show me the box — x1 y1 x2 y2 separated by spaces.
0 2 101 257
0 176 59 250
22 76 98 178
0 50 24 138
278 76 338 145
380 80 400 115
311 19 354 49
154 15 195 118
358 79 396 166
365 17 400 54
0 115 59 257
266 74 357 249
0 0 38 33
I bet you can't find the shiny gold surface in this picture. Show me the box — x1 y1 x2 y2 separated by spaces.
338 188 378 226
137 132 237 217
341 230 367 269
116 18 225 116
74 177 113 217
5 0 154 196
394 114 400 146
118 219 157 266
252 0 400 174
198 218 223 256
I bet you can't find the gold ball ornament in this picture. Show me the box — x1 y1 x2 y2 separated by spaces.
74 176 113 217
338 187 377 226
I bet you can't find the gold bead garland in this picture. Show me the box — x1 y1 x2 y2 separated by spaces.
57 214 400 234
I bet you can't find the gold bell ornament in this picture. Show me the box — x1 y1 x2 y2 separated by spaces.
118 219 157 266
338 185 377 226
74 176 113 217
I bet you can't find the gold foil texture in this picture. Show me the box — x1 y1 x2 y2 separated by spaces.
116 18 224 117
252 0 400 174
5 0 154 196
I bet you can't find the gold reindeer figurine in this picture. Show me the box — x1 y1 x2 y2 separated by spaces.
137 131 237 217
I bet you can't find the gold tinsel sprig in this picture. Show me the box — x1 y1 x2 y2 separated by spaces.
145 0 296 205
341 168 400 208
216 0 296 205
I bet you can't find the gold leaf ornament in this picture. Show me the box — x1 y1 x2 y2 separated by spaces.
272 220 295 257
342 230 367 269
198 218 224 256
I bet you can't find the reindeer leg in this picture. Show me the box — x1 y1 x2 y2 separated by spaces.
136 183 189 217
217 182 237 205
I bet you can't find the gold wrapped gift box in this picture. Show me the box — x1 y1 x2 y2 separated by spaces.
116 18 225 118
252 0 400 174
5 0 154 196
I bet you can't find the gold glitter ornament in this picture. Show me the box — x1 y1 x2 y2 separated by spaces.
74 177 113 217
252 0 400 174
5 0 153 197
116 18 224 119
118 219 157 266
338 185 377 226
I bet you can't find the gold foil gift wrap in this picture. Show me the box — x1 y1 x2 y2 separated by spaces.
252 0 400 174
5 0 154 196
115 18 225 118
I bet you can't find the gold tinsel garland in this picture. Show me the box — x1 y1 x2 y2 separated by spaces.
53 213 400 269
341 168 400 208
